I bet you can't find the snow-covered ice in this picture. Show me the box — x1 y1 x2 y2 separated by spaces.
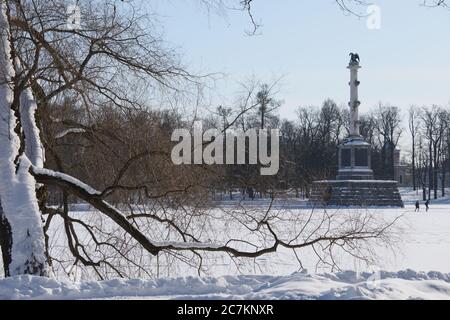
2 188 450 299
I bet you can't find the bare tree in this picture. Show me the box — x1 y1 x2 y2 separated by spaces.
417 137 428 201
420 105 446 200
374 104 403 180
409 106 420 191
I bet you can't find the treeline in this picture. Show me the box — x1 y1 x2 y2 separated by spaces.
408 106 450 200
45 86 450 203
43 99 212 207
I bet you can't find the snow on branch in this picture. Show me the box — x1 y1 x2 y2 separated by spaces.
55 128 87 139
20 88 44 168
32 167 101 196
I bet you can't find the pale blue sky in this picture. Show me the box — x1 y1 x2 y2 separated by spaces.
148 0 450 123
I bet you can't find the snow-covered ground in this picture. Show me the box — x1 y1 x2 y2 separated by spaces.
2 188 450 300
2 270 450 300
209 188 450 274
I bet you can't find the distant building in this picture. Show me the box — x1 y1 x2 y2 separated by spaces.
393 149 412 187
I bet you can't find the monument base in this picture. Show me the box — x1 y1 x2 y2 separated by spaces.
337 169 374 180
310 180 404 207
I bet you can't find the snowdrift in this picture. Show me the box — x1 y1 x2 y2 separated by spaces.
2 270 450 300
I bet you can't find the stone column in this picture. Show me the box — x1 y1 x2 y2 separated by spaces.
348 62 361 137
337 55 374 181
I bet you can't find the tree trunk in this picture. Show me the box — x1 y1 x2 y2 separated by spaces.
0 204 12 277
412 138 416 191
442 163 446 197
428 166 432 200
433 146 438 199
429 144 433 200
0 4 47 277
261 110 265 130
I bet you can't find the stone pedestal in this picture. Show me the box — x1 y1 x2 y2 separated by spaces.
311 180 404 207
337 136 374 180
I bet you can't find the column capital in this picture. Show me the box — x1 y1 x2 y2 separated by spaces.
347 63 361 70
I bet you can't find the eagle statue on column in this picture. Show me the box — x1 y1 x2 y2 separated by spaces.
349 52 360 65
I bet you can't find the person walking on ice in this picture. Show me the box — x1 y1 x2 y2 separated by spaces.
415 200 420 212
425 199 430 212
